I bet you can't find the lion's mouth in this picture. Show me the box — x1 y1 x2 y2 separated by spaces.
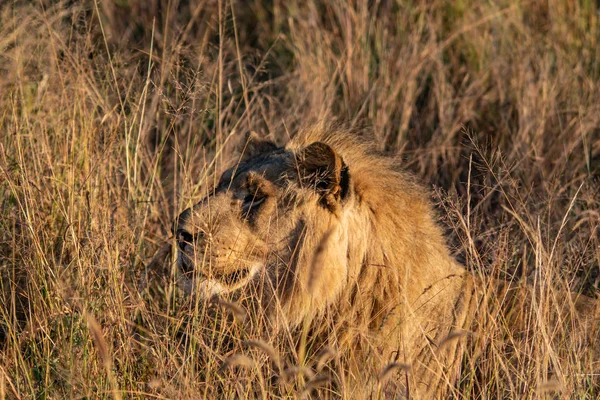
177 250 262 295
178 253 250 282
218 268 250 285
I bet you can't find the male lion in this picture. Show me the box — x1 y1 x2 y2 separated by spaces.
172 124 599 398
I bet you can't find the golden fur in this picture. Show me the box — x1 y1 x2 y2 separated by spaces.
173 124 599 397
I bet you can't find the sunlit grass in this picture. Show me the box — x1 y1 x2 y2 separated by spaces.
1 0 598 398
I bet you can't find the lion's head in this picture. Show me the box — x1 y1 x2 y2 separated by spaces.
173 125 463 331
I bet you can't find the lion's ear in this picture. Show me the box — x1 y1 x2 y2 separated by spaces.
241 131 278 161
297 142 350 213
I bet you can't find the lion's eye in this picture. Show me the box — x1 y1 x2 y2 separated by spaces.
242 192 266 212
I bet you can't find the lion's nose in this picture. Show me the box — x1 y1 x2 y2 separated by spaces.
176 229 194 251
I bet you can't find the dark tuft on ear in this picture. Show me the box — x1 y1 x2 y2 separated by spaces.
241 131 278 161
297 142 350 213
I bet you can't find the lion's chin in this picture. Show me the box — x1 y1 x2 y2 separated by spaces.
176 256 263 298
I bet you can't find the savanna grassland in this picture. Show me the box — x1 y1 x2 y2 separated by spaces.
1 0 599 398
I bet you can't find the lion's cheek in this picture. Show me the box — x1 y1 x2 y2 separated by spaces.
250 197 277 232
294 225 350 321
312 253 349 305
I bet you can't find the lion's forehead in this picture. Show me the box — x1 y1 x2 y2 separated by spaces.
220 152 294 188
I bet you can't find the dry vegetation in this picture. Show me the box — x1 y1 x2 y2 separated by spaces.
1 0 599 398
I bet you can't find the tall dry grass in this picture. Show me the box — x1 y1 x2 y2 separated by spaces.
0 0 598 398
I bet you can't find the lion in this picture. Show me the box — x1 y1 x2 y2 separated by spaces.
172 124 599 398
